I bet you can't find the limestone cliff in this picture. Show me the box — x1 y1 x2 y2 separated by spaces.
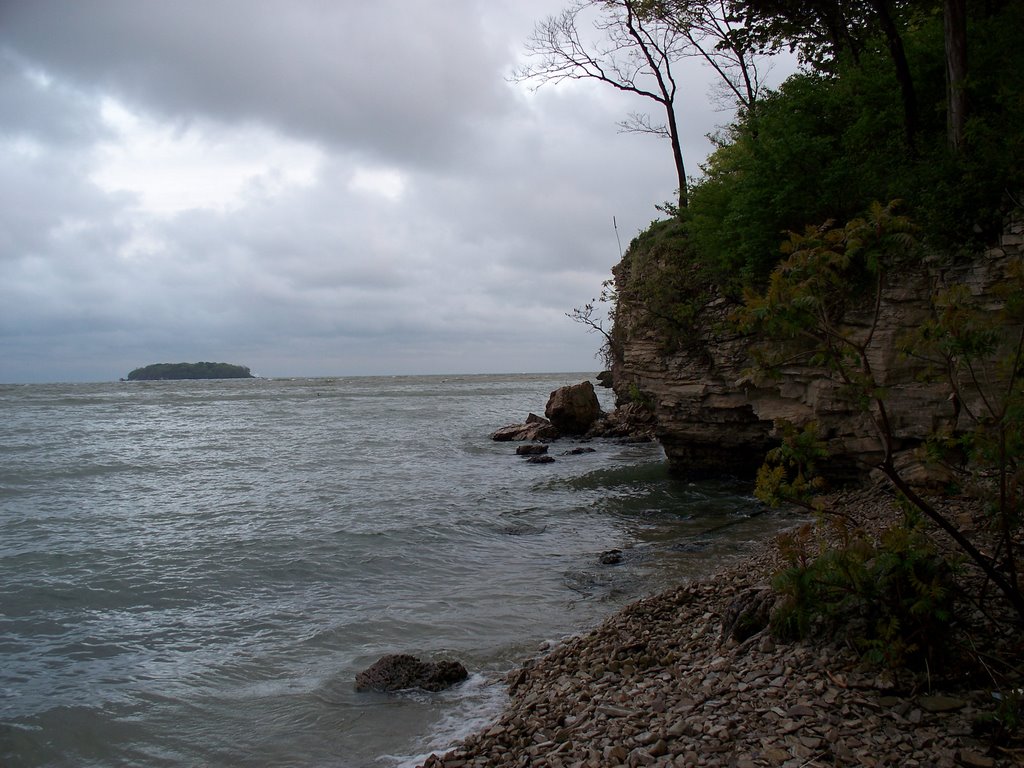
610 216 1024 481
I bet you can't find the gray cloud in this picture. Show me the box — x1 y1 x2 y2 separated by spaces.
0 52 107 147
0 0 788 383
0 0 514 169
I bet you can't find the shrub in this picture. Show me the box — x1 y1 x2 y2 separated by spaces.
772 516 955 671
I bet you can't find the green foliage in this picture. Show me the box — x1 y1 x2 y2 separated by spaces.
688 70 904 290
679 2 1024 289
737 200 916 387
772 518 954 671
902 255 1024 595
755 420 828 508
126 362 254 381
613 217 719 352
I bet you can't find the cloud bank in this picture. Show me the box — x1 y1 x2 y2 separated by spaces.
0 0 778 383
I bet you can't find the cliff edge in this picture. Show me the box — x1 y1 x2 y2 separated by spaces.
609 215 1024 483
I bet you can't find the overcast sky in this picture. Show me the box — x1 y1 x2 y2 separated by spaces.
0 1 790 383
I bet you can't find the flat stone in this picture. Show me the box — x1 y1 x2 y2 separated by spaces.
604 745 628 762
957 751 994 768
764 747 791 763
918 695 965 713
787 704 816 718
596 705 634 718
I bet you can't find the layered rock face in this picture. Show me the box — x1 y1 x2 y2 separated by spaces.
611 223 1023 481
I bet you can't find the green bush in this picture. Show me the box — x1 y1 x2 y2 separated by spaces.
772 518 955 671
613 217 718 352
678 2 1024 291
754 421 829 509
614 1 1023 358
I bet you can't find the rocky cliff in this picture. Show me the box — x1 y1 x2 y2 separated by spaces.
610 216 1024 482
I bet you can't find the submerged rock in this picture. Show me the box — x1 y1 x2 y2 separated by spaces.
526 455 555 464
516 444 549 456
599 549 624 565
354 654 468 693
501 523 547 536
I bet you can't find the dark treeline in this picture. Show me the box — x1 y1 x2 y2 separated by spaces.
126 362 254 381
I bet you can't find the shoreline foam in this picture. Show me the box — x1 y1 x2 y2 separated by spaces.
419 487 1017 768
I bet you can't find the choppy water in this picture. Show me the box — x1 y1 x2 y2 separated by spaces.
0 374 792 767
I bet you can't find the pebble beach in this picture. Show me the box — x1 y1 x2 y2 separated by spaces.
420 488 1021 768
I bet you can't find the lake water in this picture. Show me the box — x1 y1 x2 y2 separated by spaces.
0 373 792 767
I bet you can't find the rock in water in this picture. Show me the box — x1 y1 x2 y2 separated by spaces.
491 413 560 441
562 446 597 455
516 444 549 456
545 381 602 435
354 654 468 693
600 549 624 565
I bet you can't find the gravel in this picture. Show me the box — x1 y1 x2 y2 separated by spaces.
419 487 1021 768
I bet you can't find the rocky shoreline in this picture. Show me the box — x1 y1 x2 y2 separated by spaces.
420 487 1021 768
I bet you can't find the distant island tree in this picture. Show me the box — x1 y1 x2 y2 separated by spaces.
126 362 255 381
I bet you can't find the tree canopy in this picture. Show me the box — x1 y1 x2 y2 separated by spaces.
685 0 1022 289
126 362 255 381
606 0 1022 355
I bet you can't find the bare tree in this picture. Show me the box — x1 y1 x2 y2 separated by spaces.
567 278 621 367
646 0 768 120
514 0 692 211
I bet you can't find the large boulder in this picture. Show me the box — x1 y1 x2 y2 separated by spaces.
491 413 560 441
545 381 603 435
355 654 468 693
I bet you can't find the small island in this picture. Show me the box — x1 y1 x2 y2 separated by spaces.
125 362 255 381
